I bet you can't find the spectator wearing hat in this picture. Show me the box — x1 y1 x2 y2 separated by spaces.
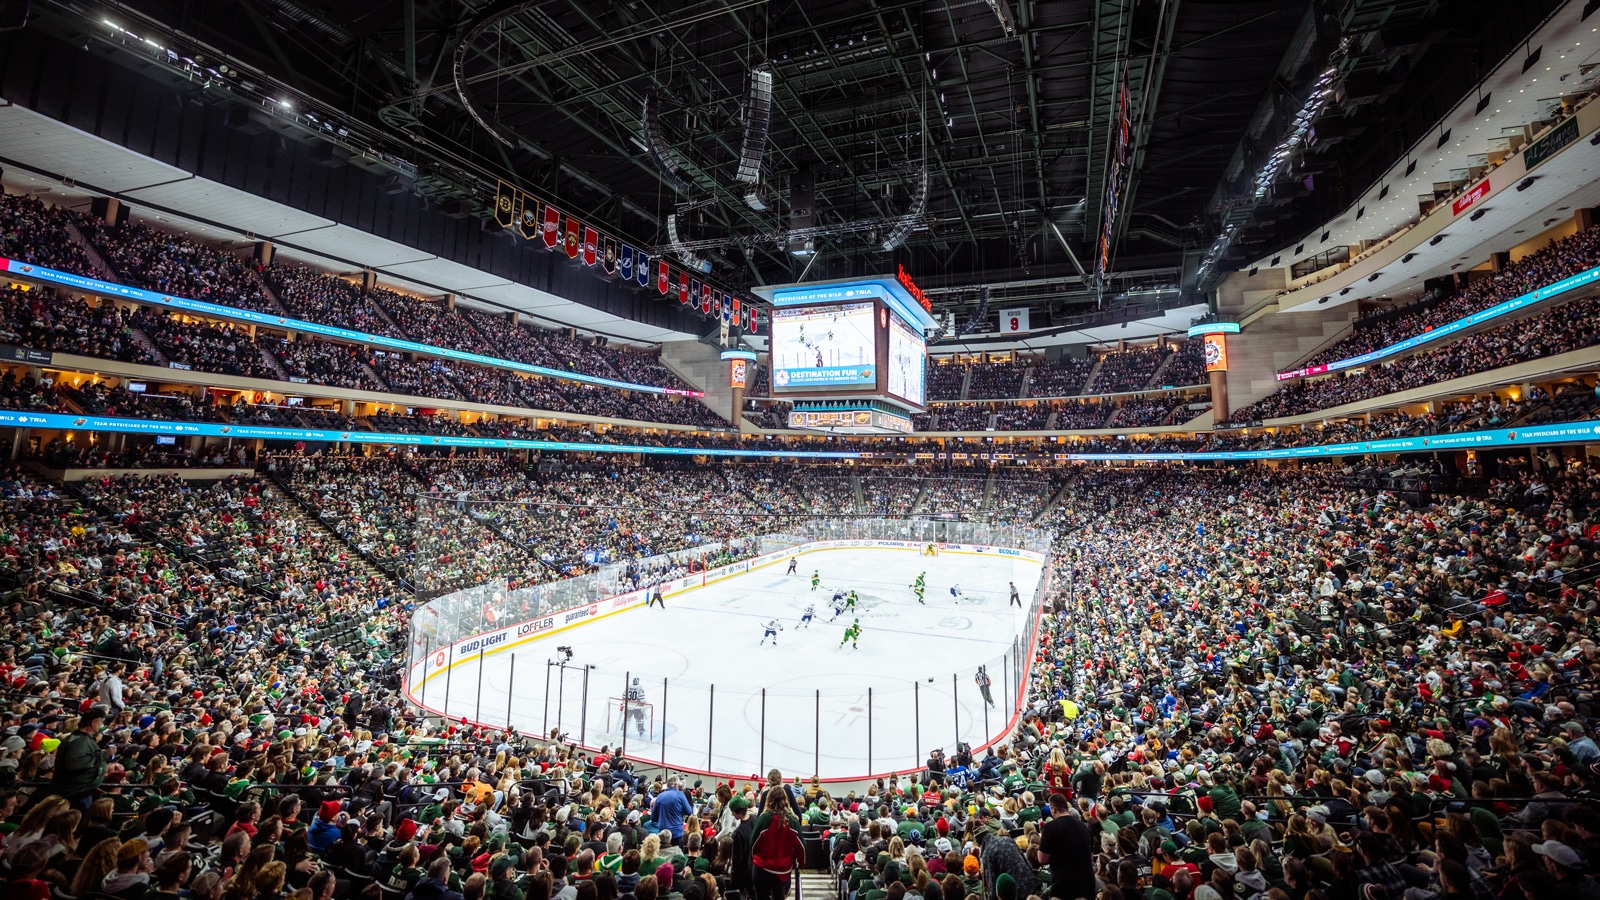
307 801 343 854
52 704 108 810
103 837 154 898
727 795 755 899
1534 840 1600 899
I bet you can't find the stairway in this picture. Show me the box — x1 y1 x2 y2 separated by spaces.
959 366 972 400
128 327 169 366
657 339 731 425
1143 350 1178 389
263 474 398 586
257 347 292 381
1019 367 1035 399
798 871 835 900
1101 404 1119 427
244 267 292 316
1044 409 1059 430
63 222 115 280
850 475 866 514
1035 472 1079 524
980 471 997 512
359 359 390 391
1080 356 1107 394
908 478 932 516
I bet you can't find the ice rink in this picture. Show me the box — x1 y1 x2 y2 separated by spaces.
418 546 1045 779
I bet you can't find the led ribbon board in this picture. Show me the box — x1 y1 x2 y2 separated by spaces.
6 410 1599 461
0 258 703 397
1277 262 1600 380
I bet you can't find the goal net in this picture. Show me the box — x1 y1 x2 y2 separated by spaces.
606 697 658 740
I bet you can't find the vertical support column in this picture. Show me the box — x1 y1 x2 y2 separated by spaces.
443 652 455 720
952 673 960 745
506 655 517 732
580 666 591 743
814 689 821 775
543 663 552 736
661 677 669 767
867 687 873 776
420 636 431 711
707 685 715 773
760 688 767 773
621 671 631 761
474 647 485 725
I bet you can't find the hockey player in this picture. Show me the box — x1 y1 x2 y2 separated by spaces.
787 558 798 575
811 570 821 591
828 591 849 622
949 583 964 604
923 543 938 557
975 665 994 707
840 619 862 649
911 572 926 604
624 678 649 737
846 590 859 612
1009 582 1021 608
760 619 785 646
799 604 815 628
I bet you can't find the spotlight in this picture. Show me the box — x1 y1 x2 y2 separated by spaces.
1402 253 1416 264
1469 208 1488 221
1429 234 1446 246
1516 177 1537 192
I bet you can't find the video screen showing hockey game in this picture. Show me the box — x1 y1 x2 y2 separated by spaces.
886 310 927 407
769 301 877 390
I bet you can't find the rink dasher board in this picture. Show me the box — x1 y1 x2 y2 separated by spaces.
405 539 1047 694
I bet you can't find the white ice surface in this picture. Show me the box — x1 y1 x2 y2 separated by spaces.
421 547 1042 779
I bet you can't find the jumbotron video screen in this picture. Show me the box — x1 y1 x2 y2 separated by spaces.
769 301 877 390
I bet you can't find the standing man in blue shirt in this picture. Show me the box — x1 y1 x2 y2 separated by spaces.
649 774 694 846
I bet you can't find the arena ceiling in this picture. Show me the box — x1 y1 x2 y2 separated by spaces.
20 0 1571 330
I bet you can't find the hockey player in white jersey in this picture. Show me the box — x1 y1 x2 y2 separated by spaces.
799 604 815 628
949 584 964 604
623 678 649 737
828 591 849 622
760 618 785 645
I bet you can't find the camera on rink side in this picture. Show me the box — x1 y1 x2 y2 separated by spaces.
556 645 574 661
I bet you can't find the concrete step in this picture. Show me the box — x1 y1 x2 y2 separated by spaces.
128 327 169 366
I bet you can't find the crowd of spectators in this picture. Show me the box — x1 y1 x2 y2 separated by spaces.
1089 347 1167 394
1297 224 1600 372
0 444 1599 900
1108 396 1184 428
1027 358 1097 399
129 309 278 381
0 289 148 365
1227 288 1600 423
87 220 277 315
968 364 1027 401
0 192 98 277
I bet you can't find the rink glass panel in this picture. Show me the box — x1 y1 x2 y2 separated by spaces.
403 492 1054 780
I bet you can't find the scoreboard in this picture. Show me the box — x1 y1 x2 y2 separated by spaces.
753 271 936 432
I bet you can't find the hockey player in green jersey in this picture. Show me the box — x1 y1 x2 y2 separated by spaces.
841 619 862 649
846 590 859 611
811 570 821 591
911 572 926 604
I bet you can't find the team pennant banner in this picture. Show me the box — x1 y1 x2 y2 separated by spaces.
659 260 671 294
619 244 634 281
563 216 581 258
602 237 617 275
636 252 650 288
582 227 599 267
701 282 713 315
518 196 541 240
493 180 517 228
542 204 561 249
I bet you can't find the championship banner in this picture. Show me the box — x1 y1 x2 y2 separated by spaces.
701 282 713 315
494 180 516 228
517 196 541 240
720 292 731 322
690 278 701 310
582 227 599 267
636 253 650 288
542 204 561 249
678 272 689 303
619 244 634 281
563 216 581 258
602 237 617 275
732 297 741 324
